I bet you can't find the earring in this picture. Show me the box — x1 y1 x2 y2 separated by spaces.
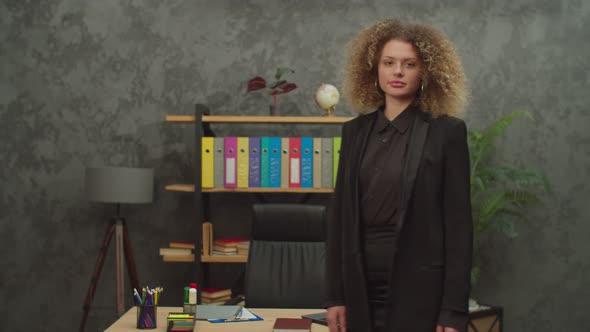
374 79 379 89
420 81 424 95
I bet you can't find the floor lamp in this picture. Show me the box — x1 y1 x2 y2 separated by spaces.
79 166 154 332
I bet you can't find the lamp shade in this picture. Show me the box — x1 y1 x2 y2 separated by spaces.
85 166 154 204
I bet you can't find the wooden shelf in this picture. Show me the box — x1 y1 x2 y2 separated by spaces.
165 184 334 193
162 254 248 263
166 115 354 124
201 254 248 263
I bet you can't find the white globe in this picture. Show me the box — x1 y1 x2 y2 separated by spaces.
315 84 340 111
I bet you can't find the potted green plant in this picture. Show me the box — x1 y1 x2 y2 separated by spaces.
468 111 549 290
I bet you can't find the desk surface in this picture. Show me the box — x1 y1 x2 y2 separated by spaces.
105 306 328 332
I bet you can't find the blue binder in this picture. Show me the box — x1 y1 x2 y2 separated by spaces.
269 137 281 188
260 137 270 187
300 137 313 188
249 137 261 187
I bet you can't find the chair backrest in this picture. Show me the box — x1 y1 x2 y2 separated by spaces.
244 203 326 308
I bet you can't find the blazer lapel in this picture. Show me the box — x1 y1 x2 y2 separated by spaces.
397 112 429 232
351 112 377 242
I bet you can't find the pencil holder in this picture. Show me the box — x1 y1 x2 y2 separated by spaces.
136 304 157 329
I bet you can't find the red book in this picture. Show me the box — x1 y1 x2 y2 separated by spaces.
289 137 301 188
273 318 312 332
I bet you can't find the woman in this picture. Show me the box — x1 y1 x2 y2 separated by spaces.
325 20 473 332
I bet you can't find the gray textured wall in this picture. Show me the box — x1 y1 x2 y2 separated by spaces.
1 0 588 331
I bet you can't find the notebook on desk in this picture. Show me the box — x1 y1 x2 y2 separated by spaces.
301 312 328 326
195 305 243 320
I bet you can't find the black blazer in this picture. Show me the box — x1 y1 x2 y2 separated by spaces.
326 109 473 332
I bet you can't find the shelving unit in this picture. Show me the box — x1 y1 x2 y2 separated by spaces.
164 104 352 282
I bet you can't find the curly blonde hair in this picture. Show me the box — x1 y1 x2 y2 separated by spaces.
343 19 468 117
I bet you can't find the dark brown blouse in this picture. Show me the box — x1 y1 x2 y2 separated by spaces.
359 106 415 226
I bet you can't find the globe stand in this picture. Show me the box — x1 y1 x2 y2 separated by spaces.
321 106 336 117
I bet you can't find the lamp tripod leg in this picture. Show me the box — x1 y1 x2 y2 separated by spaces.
114 219 125 316
79 220 116 332
122 219 140 295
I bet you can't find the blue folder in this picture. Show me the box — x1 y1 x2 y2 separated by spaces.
269 137 281 188
300 137 313 188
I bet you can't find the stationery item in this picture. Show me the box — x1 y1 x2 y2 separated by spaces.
333 137 342 187
281 137 289 188
272 318 312 331
300 137 313 188
249 137 261 187
137 304 157 329
237 137 249 188
208 307 263 323
167 312 195 332
301 312 328 326
289 137 301 187
260 137 270 187
195 304 243 320
159 248 192 256
134 286 164 329
214 137 224 188
224 137 237 188
269 137 282 187
189 283 197 305
321 138 333 188
313 137 322 188
201 137 214 188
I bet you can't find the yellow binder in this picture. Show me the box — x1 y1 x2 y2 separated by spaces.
237 137 249 188
201 137 214 188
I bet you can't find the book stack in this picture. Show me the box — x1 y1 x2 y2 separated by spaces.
212 238 248 256
202 136 342 189
236 241 250 256
167 312 195 331
200 288 232 305
160 240 195 262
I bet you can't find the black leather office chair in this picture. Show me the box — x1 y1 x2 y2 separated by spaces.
244 203 326 308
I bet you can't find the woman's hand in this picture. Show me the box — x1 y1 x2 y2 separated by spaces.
326 305 346 332
436 325 459 332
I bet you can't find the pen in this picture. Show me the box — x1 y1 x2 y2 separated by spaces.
133 288 143 305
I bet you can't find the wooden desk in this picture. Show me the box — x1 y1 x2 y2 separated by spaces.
105 307 328 332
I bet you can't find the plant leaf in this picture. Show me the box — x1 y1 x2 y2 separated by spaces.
268 80 287 89
275 67 294 80
468 110 530 178
281 83 297 94
247 76 267 92
496 219 518 238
